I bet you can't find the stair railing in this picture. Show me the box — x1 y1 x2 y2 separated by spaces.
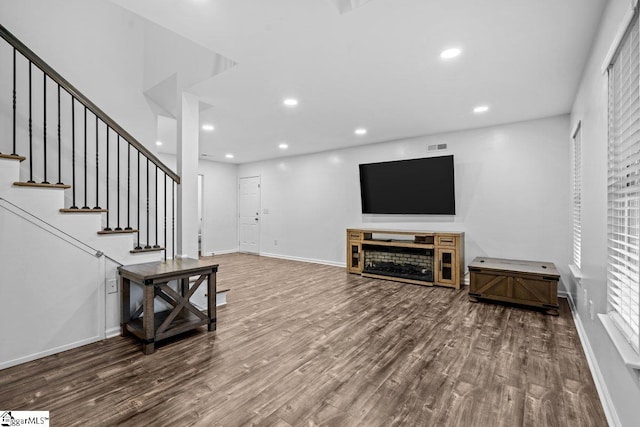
0 23 179 259
0 197 121 265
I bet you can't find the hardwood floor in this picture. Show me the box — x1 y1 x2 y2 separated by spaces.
0 253 607 426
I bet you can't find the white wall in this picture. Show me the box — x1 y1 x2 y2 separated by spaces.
569 0 640 425
198 159 239 255
238 115 572 284
158 153 238 254
0 200 104 370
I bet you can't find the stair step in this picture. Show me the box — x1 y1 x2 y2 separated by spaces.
0 153 26 162
60 208 108 213
97 229 138 235
130 246 164 254
211 289 230 307
13 181 71 189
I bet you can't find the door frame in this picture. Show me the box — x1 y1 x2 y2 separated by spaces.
238 175 261 254
198 174 206 256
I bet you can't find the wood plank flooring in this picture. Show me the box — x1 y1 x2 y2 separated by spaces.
0 253 607 426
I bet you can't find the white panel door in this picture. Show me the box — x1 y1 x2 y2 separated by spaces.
239 176 260 253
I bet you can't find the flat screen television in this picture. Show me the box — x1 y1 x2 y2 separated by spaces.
359 155 455 215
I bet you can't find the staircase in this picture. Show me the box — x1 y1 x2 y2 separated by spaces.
0 23 179 259
0 156 161 266
0 24 182 369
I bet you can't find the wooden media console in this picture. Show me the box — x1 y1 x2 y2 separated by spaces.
346 229 465 289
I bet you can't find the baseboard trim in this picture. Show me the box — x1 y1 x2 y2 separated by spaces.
566 293 621 427
0 336 101 371
260 252 346 268
105 327 121 339
207 249 238 256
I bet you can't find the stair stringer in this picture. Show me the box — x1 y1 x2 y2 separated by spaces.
0 159 162 263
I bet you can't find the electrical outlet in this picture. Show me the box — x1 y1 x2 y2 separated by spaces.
589 300 595 320
107 279 118 294
274 239 278 246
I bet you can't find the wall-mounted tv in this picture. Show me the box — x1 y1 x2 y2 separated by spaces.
359 155 455 215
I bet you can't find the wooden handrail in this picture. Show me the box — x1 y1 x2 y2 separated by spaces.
0 23 180 184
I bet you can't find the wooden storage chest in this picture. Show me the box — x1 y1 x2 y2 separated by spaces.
468 257 560 315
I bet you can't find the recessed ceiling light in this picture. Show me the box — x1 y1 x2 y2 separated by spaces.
355 128 367 136
440 48 462 60
283 98 299 107
473 105 490 113
156 140 163 146
225 153 234 159
202 124 215 131
279 143 289 149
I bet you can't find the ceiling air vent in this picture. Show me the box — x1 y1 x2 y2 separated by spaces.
428 143 448 151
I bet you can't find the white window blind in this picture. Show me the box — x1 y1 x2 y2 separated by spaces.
607 10 640 354
572 123 582 270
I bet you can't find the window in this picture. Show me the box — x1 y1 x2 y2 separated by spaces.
607 10 640 354
572 122 582 270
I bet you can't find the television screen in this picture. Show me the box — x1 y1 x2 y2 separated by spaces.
359 155 455 215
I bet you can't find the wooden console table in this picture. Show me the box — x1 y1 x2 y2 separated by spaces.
119 258 218 354
468 257 560 315
347 229 465 289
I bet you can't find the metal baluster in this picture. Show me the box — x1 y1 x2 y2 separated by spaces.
27 62 34 183
125 144 131 230
42 73 49 184
135 151 142 249
115 135 122 231
164 174 167 261
104 126 111 230
94 115 100 209
82 106 89 209
154 165 160 248
12 48 17 155
145 158 151 249
56 85 63 185
172 181 175 259
70 97 77 209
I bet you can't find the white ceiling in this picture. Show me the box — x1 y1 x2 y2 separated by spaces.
111 0 607 164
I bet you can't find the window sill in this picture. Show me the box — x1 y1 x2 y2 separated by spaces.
598 314 640 374
568 264 583 283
